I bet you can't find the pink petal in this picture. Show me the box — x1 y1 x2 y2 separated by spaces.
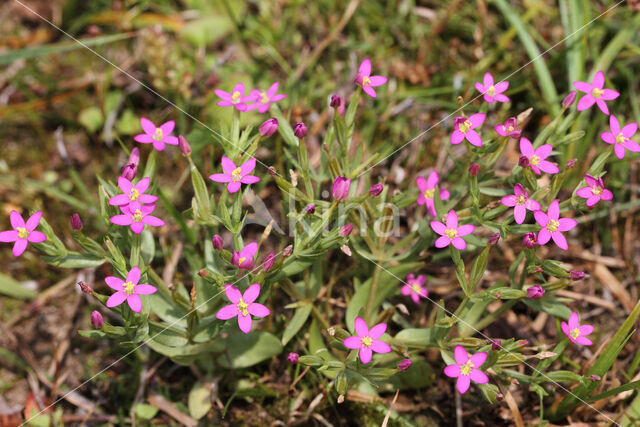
426 199 437 217
601 89 619 101
143 216 165 227
227 181 242 193
370 340 391 353
535 144 553 159
586 196 600 207
561 321 570 338
416 176 428 192
609 115 621 135
152 140 165 151
568 312 579 329
10 211 25 229
548 200 560 219
237 314 253 333
444 364 460 378
159 120 175 135
572 81 592 93
109 194 130 206
538 160 559 174
368 76 387 86
600 132 615 144
456 224 474 237
221 156 237 175
454 345 468 364
621 123 638 138
411 293 420 304
225 284 242 303
138 195 158 204
501 195 517 207
435 236 451 248
440 189 450 200
520 138 534 157
445 210 458 229
625 140 640 152
243 283 261 303
25 211 42 231
343 336 362 349
579 325 594 335
368 323 387 339
240 158 257 176
401 285 411 296
614 144 626 159
483 72 494 87
106 291 127 308
584 174 597 187
426 171 439 188
12 239 28 257
495 124 507 136
241 242 258 258
27 231 46 243
355 317 369 337
110 215 132 226
362 86 377 98
534 210 549 227
469 352 487 367
576 336 593 346
558 218 577 232
430 221 446 235
577 95 595 111
525 199 540 211
133 177 150 194
595 99 610 115
248 303 270 317
240 175 260 184
469 369 489 384
135 284 157 295
209 173 232 183
451 237 466 250
126 266 141 285
127 294 142 312
0 230 18 242
451 130 465 145
358 58 371 76
475 82 486 94
514 204 526 224
134 134 154 143
164 136 179 145
456 375 471 394
140 117 156 135
494 81 508 92
359 347 372 364
592 71 604 89
232 82 245 95
130 222 145 234
468 113 486 128
600 190 613 201
551 232 568 250
483 94 495 103
537 228 551 245
105 276 124 291
465 130 482 147
494 93 510 103
216 304 239 320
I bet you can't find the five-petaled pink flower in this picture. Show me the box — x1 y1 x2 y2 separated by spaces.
401 273 428 304
105 266 157 313
343 317 392 364
474 73 509 103
247 82 287 113
451 114 485 147
108 177 158 213
430 210 475 250
215 83 252 112
495 117 521 139
209 157 260 194
520 137 559 175
600 115 640 160
576 174 613 207
0 211 47 257
216 284 270 333
134 118 179 151
110 203 165 234
533 199 577 251
231 242 258 270
354 58 387 98
501 183 541 224
416 171 450 217
573 71 619 115
443 345 489 394
561 311 593 346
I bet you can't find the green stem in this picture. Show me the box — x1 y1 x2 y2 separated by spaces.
365 264 382 322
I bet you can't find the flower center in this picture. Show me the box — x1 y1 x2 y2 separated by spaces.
445 229 458 239
237 299 249 316
487 85 496 96
129 188 140 201
460 360 474 376
231 91 241 103
423 188 435 199
124 281 135 295
361 336 373 347
616 132 627 145
459 120 472 133
507 125 514 132
517 195 526 205
132 209 143 222
362 76 371 87
592 185 602 196
238 257 246 265
591 88 603 99
529 155 540 166
410 283 422 294
260 92 269 104
547 219 559 232
153 128 163 141
231 167 242 182
570 328 580 340
17 227 29 239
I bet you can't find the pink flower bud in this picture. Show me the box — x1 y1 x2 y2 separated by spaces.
590 374 601 381
330 94 342 108
397 359 412 371
91 310 104 328
259 118 279 137
468 163 479 176
369 183 383 196
518 340 529 347
70 213 83 230
340 224 354 237
178 135 191 156
332 176 351 201
283 245 293 258
523 232 537 249
534 266 543 273
263 252 275 272
304 204 316 214
566 158 578 169
198 269 209 278
491 339 501 351
287 352 299 364
570 270 585 281
129 147 140 166
293 122 308 138
121 163 137 181
562 91 577 108
77 281 92 294
527 285 545 300
488 233 500 246
212 235 224 251
518 156 530 168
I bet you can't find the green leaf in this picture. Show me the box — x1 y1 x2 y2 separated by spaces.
389 358 433 390
216 332 282 369
0 273 36 300
41 253 106 269
78 329 107 339
281 303 312 346
180 16 232 47
135 403 159 420
544 370 582 383
468 246 490 294
188 382 212 420
78 107 104 133
392 328 437 348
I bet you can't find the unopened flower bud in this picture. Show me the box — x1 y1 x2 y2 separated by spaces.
283 245 293 258
77 281 92 294
212 235 224 250
263 253 275 272
129 147 140 166
570 270 585 281
534 266 543 273
340 224 354 237
523 232 537 249
527 285 545 300
293 122 308 138
287 352 299 365
468 163 479 176
340 244 352 257
332 176 351 201
304 204 316 214
496 393 504 401
70 213 83 230
518 340 529 347
566 158 578 169
268 166 277 176
90 310 104 328
330 94 342 108
562 91 577 108
369 183 383 196
121 163 137 181
397 359 412 371
198 269 209 278
491 339 501 351
518 156 530 168
259 118 278 137
178 135 191 156
488 233 500 246
590 374 601 381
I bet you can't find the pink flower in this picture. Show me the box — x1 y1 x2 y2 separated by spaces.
443 345 489 394
430 210 475 250
573 71 619 115
216 284 270 333
416 171 451 217
214 83 252 111
231 242 258 270
209 157 260 194
533 200 577 251
343 317 392 364
401 273 428 304
501 183 541 224
105 266 157 313
451 114 485 147
246 82 287 113
0 211 47 257
495 117 521 139
474 73 509 103
108 177 158 212
354 58 387 98
526 285 545 300
600 115 640 160
523 232 537 249
519 137 559 175
576 174 613 207
561 311 593 346
134 118 179 151
109 203 165 234
332 176 351 201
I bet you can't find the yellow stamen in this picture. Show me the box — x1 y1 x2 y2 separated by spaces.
487 86 496 97
231 91 241 103
570 328 580 340
124 281 135 295
459 120 472 133
153 128 163 141
362 76 371 87
231 167 242 182
129 188 140 201
361 336 373 347
238 257 246 265
423 188 435 199
591 88 603 99
507 125 514 132
529 155 540 166
237 299 249 316
517 195 526 205
616 133 627 145
410 284 422 294
17 227 29 239
260 92 269 104
460 360 474 376
547 219 559 232
132 209 143 222
445 229 458 239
